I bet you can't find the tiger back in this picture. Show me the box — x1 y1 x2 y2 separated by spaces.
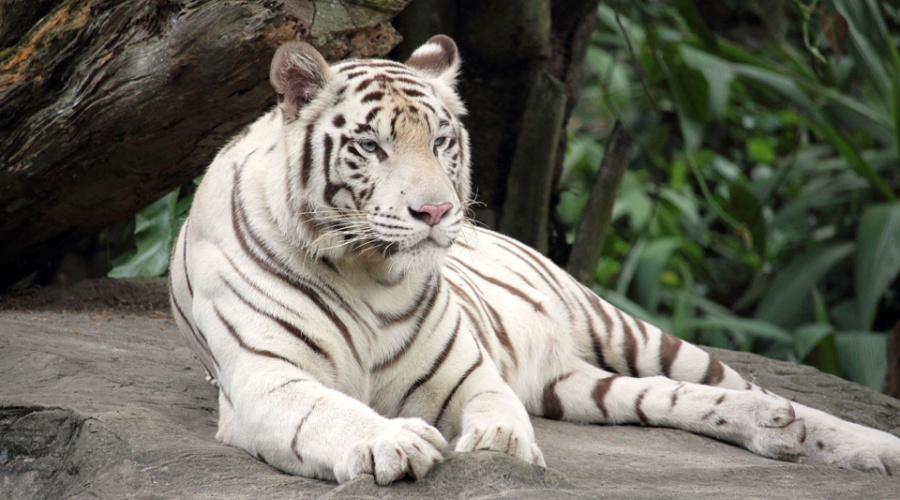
170 35 900 483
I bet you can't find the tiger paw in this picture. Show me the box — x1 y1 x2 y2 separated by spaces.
708 392 805 460
796 406 900 475
455 422 546 467
334 417 447 484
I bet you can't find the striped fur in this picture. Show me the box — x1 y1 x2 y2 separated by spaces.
170 36 900 483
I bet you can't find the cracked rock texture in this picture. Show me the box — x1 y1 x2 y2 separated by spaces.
1 279 899 499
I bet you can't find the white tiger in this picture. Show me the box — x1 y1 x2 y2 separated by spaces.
169 35 900 483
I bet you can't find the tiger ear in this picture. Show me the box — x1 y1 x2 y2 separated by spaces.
270 41 331 120
405 35 459 86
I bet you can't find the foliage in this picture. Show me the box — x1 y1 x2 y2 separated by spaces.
108 181 195 278
559 0 900 391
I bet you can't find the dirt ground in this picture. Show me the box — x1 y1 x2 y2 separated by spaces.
0 277 170 313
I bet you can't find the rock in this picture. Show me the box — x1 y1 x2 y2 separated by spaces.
1 279 899 499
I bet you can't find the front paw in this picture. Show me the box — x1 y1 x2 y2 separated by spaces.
455 422 545 467
334 417 447 484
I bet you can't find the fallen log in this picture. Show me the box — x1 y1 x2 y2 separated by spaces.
0 0 410 287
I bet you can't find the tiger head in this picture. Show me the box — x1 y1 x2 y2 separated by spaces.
269 35 471 275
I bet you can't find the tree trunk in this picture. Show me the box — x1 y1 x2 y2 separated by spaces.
886 320 900 399
0 0 410 288
566 121 634 286
391 0 601 255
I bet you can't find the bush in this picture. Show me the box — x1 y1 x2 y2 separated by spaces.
558 0 900 391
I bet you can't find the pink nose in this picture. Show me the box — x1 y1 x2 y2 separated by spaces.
410 202 453 226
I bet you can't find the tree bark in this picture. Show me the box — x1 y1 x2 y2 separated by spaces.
391 0 601 254
566 121 634 286
886 320 900 399
0 0 410 287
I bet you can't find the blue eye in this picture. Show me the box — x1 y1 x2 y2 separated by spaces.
360 140 379 153
433 137 447 147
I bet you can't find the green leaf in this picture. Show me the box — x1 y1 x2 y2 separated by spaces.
806 118 897 201
616 237 647 297
672 0 718 52
834 331 888 392
754 242 855 328
593 286 669 332
681 46 733 118
108 190 180 278
746 137 775 164
727 182 766 258
660 43 709 152
831 0 892 99
855 202 900 328
793 323 835 362
892 76 900 153
680 315 794 344
729 64 818 117
633 238 682 312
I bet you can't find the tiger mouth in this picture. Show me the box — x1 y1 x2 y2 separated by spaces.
371 236 452 259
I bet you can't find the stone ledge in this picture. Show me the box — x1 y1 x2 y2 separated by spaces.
1 280 898 499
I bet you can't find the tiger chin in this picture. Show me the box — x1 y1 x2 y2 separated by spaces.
170 35 900 484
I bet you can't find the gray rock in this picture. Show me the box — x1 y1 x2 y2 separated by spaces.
1 280 899 499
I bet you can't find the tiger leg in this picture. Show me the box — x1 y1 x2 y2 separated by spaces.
404 332 544 466
452 373 546 467
575 299 900 474
535 359 806 461
212 356 447 484
188 290 446 484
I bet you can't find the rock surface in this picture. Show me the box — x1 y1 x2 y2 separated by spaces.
1 279 899 499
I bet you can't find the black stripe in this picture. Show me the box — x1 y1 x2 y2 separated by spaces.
180 218 193 297
400 88 425 97
372 279 444 371
435 350 484 426
635 389 649 425
399 315 461 410
445 262 519 368
701 358 726 385
451 256 546 314
391 76 426 87
338 61 408 72
361 91 384 103
616 308 639 376
323 133 333 174
459 303 492 360
355 78 375 92
581 287 615 371
364 106 381 124
541 373 573 420
215 306 303 368
492 238 569 300
419 101 437 116
374 275 435 326
301 123 315 188
659 332 682 377
221 277 334 367
170 281 219 375
291 400 320 463
592 375 620 421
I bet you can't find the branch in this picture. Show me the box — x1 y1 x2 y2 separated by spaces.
566 121 635 286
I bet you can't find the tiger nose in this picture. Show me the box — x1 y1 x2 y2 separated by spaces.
409 202 453 226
